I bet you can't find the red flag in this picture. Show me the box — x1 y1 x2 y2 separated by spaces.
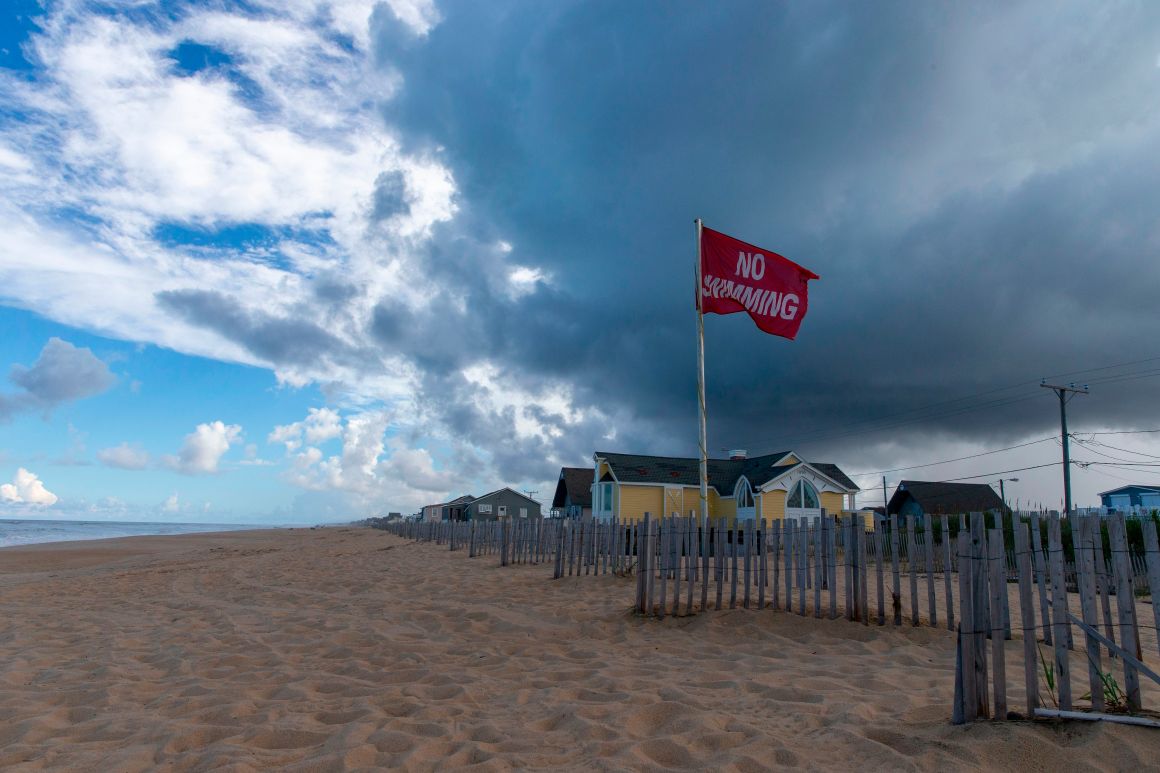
698 225 818 340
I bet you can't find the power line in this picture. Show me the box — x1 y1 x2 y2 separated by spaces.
1074 459 1160 469
1074 464 1146 485
1067 438 1144 465
1086 439 1160 460
847 436 1056 479
1044 354 1160 381
1082 369 1160 387
1084 428 1160 436
1071 437 1160 462
940 462 1061 482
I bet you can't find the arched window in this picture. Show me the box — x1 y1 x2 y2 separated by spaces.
787 479 820 510
734 477 754 508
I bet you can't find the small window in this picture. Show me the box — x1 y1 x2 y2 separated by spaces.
600 482 613 513
734 477 754 508
479 503 493 514
498 505 508 516
519 507 528 517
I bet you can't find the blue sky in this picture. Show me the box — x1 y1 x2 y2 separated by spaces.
0 306 327 521
2 1 1160 523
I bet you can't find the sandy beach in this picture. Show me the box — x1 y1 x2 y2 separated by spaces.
1 527 1159 771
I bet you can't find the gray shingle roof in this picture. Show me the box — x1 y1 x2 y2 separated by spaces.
888 480 1005 515
594 451 858 494
552 467 594 508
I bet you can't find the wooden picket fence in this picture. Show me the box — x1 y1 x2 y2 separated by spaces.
382 510 1160 725
953 511 1160 726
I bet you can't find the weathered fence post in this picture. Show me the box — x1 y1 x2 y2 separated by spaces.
890 514 902 626
701 514 710 612
788 517 798 612
730 522 740 610
1047 513 1072 710
1143 519 1160 657
907 516 920 625
1109 514 1142 712
957 530 976 721
1029 512 1051 645
1074 515 1104 712
743 518 753 610
874 515 886 625
842 517 851 620
771 518 782 611
942 514 955 631
1014 519 1038 717
500 517 509 568
682 515 691 612
758 518 767 610
715 518 725 612
925 513 938 628
658 517 669 620
635 514 650 613
969 513 990 718
987 523 1007 719
828 514 838 619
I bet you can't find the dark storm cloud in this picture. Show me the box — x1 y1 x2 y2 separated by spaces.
367 1 1160 480
157 289 379 371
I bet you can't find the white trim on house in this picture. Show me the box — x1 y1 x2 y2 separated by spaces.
759 461 856 495
734 475 756 521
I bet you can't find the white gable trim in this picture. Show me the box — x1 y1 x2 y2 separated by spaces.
759 462 856 495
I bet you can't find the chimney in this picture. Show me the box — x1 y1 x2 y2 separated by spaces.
729 449 747 461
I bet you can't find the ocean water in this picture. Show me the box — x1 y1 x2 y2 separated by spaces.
0 519 259 548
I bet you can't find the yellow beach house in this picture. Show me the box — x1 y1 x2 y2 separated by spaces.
591 450 859 523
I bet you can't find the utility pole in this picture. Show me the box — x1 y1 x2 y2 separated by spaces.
997 477 1018 512
1041 381 1088 515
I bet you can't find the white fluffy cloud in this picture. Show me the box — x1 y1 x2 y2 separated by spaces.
164 421 243 475
380 446 457 493
0 0 461 395
268 407 343 451
0 468 60 506
97 442 150 470
276 408 455 506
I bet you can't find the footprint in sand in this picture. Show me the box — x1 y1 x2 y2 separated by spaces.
313 709 369 725
246 728 330 750
638 737 699 769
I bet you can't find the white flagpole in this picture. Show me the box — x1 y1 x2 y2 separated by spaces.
695 218 709 525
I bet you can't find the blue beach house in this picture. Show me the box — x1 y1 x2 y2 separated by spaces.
1098 485 1160 511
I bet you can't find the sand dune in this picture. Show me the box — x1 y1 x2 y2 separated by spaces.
0 527 1158 771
